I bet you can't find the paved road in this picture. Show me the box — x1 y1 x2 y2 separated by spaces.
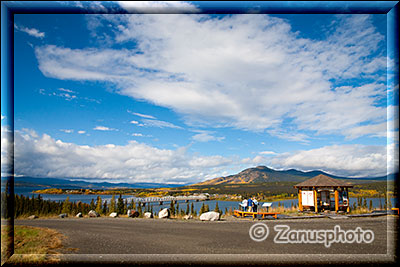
14 216 397 264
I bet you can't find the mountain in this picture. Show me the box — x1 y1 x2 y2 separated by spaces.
193 166 392 185
5 176 188 190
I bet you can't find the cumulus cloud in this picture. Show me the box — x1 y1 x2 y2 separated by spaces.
191 130 225 142
14 24 45 38
78 130 86 134
269 144 392 177
10 129 233 183
2 127 394 181
34 14 387 141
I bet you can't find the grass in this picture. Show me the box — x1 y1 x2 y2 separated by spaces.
1 225 64 265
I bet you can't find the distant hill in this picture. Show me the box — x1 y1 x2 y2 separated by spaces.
5 176 188 190
193 166 393 186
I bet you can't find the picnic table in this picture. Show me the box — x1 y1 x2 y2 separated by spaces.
234 210 279 219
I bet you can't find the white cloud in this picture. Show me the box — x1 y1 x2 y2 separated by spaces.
78 130 86 134
259 151 276 155
58 88 76 93
131 133 143 137
130 120 139 124
3 127 394 182
1 115 5 120
93 126 117 131
34 14 387 140
191 130 225 142
269 144 392 177
14 24 45 38
117 1 200 13
10 129 233 183
141 119 182 129
127 110 156 119
60 129 73 133
39 88 78 101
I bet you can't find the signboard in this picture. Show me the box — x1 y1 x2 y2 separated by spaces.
302 190 314 206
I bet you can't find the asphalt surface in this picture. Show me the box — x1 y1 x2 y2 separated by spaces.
13 215 398 264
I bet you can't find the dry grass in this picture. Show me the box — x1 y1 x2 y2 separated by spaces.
1 225 64 265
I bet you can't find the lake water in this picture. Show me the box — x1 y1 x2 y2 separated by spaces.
13 186 398 214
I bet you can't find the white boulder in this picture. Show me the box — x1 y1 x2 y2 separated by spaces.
109 212 118 218
144 212 153 218
158 208 170 219
200 211 220 221
183 215 193 220
76 212 83 217
88 210 100 217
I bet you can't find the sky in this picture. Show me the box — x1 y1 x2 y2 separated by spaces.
1 1 399 184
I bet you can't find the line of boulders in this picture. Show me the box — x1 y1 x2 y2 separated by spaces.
28 210 220 221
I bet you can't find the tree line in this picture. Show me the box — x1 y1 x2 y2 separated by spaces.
5 193 226 218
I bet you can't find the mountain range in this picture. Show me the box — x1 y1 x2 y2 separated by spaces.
193 166 392 186
2 166 394 190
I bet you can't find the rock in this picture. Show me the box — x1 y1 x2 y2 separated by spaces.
109 212 118 218
158 208 170 219
144 212 153 218
76 212 83 217
59 213 68 218
88 210 100 217
183 215 193 220
28 215 37 219
199 211 220 221
127 209 139 218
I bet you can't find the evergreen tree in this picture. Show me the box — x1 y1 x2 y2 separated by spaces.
62 197 71 214
199 203 205 215
176 202 180 215
138 206 143 217
89 198 95 211
369 200 373 211
103 200 108 215
190 202 194 215
117 194 124 214
123 199 128 214
204 204 209 213
214 202 220 213
170 201 175 216
95 196 103 215
110 195 116 213
186 203 190 215
363 197 367 209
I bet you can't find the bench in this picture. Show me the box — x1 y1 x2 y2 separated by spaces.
234 210 279 219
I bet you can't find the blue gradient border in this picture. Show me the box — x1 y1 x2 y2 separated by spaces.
1 1 399 265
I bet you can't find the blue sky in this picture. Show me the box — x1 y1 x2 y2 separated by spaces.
1 1 398 184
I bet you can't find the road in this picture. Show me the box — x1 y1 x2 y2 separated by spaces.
14 215 398 264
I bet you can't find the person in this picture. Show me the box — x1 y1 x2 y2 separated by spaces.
241 199 248 211
252 197 258 213
247 197 253 212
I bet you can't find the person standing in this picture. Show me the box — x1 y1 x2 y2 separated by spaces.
247 197 253 212
242 198 248 211
252 197 258 213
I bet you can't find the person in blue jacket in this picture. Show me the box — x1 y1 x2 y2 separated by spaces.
247 197 253 212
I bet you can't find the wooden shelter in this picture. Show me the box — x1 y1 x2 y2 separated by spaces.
294 174 353 213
